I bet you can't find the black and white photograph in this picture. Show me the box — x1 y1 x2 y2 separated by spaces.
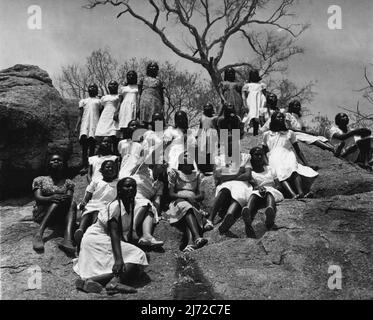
0 0 372 305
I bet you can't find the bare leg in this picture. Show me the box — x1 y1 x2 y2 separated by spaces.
292 173 305 198
218 200 241 234
252 119 259 136
281 179 298 199
241 194 261 237
313 140 335 152
80 137 89 168
136 207 163 247
88 138 96 157
209 188 231 224
264 193 276 229
58 201 77 255
74 211 98 251
185 210 208 249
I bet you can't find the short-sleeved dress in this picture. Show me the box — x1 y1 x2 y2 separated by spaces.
220 81 244 117
132 164 164 224
142 130 164 165
81 179 118 217
32 176 75 223
163 126 197 171
242 82 267 124
262 130 318 182
118 84 139 129
73 200 148 280
89 155 119 182
199 115 218 154
78 97 101 140
214 152 253 207
118 140 143 179
138 76 164 124
95 95 120 137
164 169 204 228
286 113 329 145
250 166 284 203
328 125 360 162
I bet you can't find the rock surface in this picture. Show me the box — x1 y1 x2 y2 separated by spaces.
0 65 80 200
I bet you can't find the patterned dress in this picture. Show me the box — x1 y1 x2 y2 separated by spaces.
32 176 75 223
220 81 244 117
138 76 164 124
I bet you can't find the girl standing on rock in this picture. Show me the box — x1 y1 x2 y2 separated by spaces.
138 62 164 128
242 70 267 136
32 154 77 255
73 178 148 294
219 68 244 118
115 71 139 139
165 153 208 253
286 100 335 152
95 80 120 152
88 137 119 183
241 147 284 237
75 83 101 172
74 160 118 252
262 112 318 199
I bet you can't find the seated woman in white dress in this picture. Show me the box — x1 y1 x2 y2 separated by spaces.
164 111 197 171
206 135 253 234
241 147 284 237
286 100 335 152
262 112 319 199
328 113 372 169
73 178 148 295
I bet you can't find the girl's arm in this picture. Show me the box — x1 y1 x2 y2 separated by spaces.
108 218 125 275
87 165 93 184
79 191 93 210
75 108 83 134
292 142 309 166
333 128 371 141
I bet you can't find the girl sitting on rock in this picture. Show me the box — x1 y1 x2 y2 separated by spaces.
74 160 118 251
88 136 119 183
75 83 101 172
165 153 208 253
32 154 77 255
328 113 372 169
262 112 318 199
241 147 284 237
286 100 335 152
207 134 252 234
73 178 148 295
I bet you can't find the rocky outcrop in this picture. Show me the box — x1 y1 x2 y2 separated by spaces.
0 65 80 199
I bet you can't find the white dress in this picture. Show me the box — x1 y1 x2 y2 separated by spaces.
78 97 101 139
118 140 143 179
262 130 318 182
328 125 360 162
163 126 197 170
89 155 119 182
118 85 138 129
95 95 120 137
242 82 267 124
73 200 148 280
286 113 329 144
214 152 253 207
250 166 284 203
142 130 164 165
81 179 118 217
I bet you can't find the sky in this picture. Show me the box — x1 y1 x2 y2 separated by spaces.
0 0 372 124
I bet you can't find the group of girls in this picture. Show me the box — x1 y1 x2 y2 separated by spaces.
31 64 373 295
75 61 164 170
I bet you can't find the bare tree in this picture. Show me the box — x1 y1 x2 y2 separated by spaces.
84 0 308 104
338 65 373 129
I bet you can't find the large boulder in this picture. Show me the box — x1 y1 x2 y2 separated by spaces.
0 65 80 199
